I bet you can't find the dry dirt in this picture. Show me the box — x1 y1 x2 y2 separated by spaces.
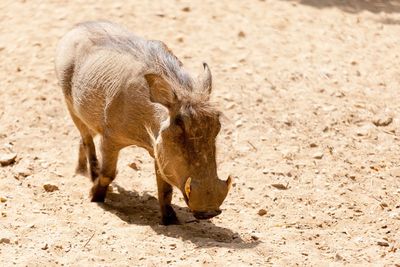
1 0 400 266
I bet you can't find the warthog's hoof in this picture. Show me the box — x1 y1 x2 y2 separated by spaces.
90 184 108 202
160 205 180 225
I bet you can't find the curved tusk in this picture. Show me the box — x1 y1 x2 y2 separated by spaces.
226 175 233 192
184 177 192 199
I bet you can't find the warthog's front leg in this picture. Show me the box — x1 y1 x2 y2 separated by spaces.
91 137 120 202
155 163 179 225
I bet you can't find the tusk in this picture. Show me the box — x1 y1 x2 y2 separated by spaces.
184 177 192 199
226 175 233 192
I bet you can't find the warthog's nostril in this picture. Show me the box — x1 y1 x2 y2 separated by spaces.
193 210 222 220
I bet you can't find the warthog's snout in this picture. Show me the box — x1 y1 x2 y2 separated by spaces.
193 209 222 220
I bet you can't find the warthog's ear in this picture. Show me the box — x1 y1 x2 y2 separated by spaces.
199 62 212 95
145 74 177 109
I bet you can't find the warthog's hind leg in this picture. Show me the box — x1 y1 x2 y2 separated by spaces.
155 163 179 225
90 137 120 202
68 109 99 180
75 140 88 175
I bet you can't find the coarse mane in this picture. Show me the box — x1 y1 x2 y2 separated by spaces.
179 94 220 118
77 21 194 92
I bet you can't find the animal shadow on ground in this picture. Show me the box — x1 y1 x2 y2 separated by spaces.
283 0 400 14
98 184 260 249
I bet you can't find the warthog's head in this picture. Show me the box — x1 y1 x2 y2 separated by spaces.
145 63 232 220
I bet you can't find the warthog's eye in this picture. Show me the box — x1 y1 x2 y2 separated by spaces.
174 115 185 130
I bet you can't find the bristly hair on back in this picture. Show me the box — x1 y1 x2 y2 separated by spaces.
79 21 220 122
77 20 194 93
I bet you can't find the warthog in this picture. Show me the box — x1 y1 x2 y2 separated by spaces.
55 21 232 225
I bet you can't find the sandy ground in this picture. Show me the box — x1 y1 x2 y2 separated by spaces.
1 0 400 266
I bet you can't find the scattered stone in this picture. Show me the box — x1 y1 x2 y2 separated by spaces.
344 172 356 180
258 209 267 216
335 253 343 261
309 143 318 148
43 184 59 192
377 241 389 247
128 162 140 171
251 235 259 241
176 37 184 43
373 114 393 127
0 153 17 166
0 197 6 203
271 183 289 190
225 102 236 110
238 31 246 38
14 166 32 179
230 64 238 70
181 7 191 12
356 124 374 136
0 238 11 244
313 152 324 159
235 120 243 128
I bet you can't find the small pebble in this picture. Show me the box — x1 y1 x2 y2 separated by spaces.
43 184 59 192
356 124 374 136
0 238 11 244
271 183 288 190
313 152 324 159
377 241 389 247
15 167 32 178
128 162 140 171
0 153 17 166
335 253 343 261
373 114 393 127
258 209 267 216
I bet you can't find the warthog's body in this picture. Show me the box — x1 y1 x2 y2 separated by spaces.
55 21 231 224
